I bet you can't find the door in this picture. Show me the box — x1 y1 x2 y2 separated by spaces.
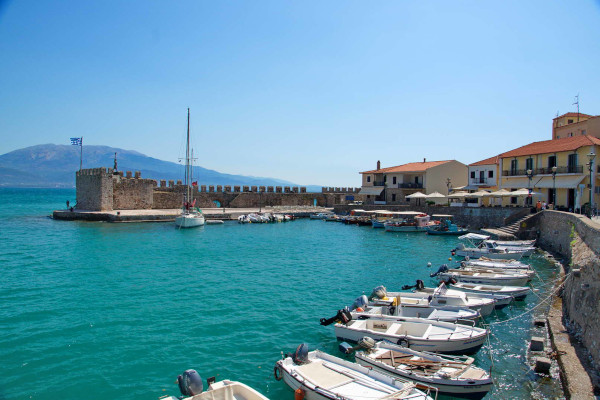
568 189 575 211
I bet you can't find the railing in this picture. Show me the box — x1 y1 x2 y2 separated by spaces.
397 183 423 189
502 165 584 176
471 178 488 184
373 181 385 186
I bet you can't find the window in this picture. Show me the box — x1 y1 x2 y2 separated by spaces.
525 158 534 171
414 176 419 184
470 171 475 178
568 119 573 124
547 156 556 169
568 153 578 173
510 159 518 174
392 194 396 201
384 175 387 183
367 176 371 183
582 130 586 135
568 132 573 137
488 170 494 178
392 176 397 185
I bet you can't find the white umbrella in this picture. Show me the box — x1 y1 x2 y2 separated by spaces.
447 191 469 198
405 192 427 198
426 191 447 199
511 188 541 196
465 190 492 198
489 189 513 197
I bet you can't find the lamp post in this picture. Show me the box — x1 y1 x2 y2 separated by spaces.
587 152 596 218
446 178 452 195
551 166 557 208
526 169 533 206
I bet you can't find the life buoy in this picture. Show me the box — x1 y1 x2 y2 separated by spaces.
274 364 283 381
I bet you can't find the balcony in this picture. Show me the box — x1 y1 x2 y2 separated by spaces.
470 177 489 185
502 165 583 177
397 183 423 189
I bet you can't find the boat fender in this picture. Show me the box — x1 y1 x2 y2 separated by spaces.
416 280 425 291
295 388 305 400
177 369 203 396
273 364 283 381
370 285 387 300
397 338 409 348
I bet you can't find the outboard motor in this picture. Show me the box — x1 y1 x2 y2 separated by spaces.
351 295 369 311
320 308 353 326
339 336 377 354
292 343 309 365
460 261 467 268
177 369 203 397
430 264 449 277
415 279 425 291
369 285 387 300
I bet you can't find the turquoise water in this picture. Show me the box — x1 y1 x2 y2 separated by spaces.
0 188 563 399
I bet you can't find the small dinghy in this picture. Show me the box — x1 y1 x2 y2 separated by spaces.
405 281 513 310
462 258 530 271
484 240 536 256
371 284 496 317
334 314 489 355
274 344 434 400
205 219 224 225
347 339 492 399
460 265 534 281
432 266 530 287
448 282 530 301
161 369 269 400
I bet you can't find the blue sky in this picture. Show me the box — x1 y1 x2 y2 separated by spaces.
1 1 599 186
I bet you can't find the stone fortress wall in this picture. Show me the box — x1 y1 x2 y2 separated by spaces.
75 168 361 211
524 211 600 374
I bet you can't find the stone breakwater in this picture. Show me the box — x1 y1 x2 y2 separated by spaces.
522 210 600 396
75 168 359 211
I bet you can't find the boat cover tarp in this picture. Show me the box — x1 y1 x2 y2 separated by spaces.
358 186 385 195
458 233 490 240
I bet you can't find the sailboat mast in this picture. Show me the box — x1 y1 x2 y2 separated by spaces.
186 108 191 203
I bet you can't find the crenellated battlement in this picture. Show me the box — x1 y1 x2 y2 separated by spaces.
76 167 112 177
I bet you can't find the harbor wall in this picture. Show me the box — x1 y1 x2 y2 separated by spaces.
112 174 155 210
524 211 600 376
333 204 527 229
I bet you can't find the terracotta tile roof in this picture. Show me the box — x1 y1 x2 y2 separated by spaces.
500 135 600 158
469 155 499 166
553 112 593 120
361 160 453 174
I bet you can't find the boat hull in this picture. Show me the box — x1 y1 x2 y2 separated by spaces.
175 214 205 228
334 324 487 355
455 250 523 260
439 272 529 287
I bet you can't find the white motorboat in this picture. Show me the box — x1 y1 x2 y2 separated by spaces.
175 109 205 229
163 369 269 400
435 266 530 286
275 344 433 400
372 285 495 317
352 340 492 399
334 316 489 354
452 234 525 260
491 239 535 247
462 257 529 270
449 282 530 301
409 282 513 310
484 240 536 257
205 219 224 225
310 212 333 220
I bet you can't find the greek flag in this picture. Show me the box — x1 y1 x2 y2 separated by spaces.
70 137 82 146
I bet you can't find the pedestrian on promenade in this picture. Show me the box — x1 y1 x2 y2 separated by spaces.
536 200 542 212
66 200 70 209
542 201 547 210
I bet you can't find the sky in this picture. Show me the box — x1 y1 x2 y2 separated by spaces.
1 1 600 187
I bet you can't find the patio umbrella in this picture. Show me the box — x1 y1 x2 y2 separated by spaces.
405 192 427 198
511 188 541 196
447 191 469 198
426 191 447 199
465 190 492 198
489 189 513 197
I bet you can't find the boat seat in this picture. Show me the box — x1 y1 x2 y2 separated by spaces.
458 367 487 380
295 361 354 390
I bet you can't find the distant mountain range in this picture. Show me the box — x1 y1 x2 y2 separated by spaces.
0 144 322 191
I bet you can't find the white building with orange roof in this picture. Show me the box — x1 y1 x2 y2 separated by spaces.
467 155 500 191
499 135 599 212
359 159 467 204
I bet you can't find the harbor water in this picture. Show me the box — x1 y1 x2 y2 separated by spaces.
0 188 564 399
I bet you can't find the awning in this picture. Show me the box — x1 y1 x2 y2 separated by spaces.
358 186 385 195
502 175 585 189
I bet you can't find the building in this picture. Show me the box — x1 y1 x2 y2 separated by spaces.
467 155 500 191
552 112 600 140
499 135 599 211
359 159 467 204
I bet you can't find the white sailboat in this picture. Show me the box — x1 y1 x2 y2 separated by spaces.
175 108 205 229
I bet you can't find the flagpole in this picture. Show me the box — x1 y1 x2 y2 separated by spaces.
79 137 83 171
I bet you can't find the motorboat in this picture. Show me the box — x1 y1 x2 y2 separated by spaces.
334 315 489 354
406 281 513 310
425 215 468 235
452 234 525 260
384 212 438 232
275 344 433 400
351 340 492 399
492 239 535 247
462 257 529 270
459 265 534 281
162 369 269 400
310 212 333 220
432 266 530 287
371 285 495 317
483 240 535 257
448 282 530 301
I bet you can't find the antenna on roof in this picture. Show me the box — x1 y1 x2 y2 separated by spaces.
573 94 580 122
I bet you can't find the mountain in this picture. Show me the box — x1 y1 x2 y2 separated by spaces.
0 144 322 191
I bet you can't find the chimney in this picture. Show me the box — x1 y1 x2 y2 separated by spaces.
423 158 426 163
377 160 381 170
